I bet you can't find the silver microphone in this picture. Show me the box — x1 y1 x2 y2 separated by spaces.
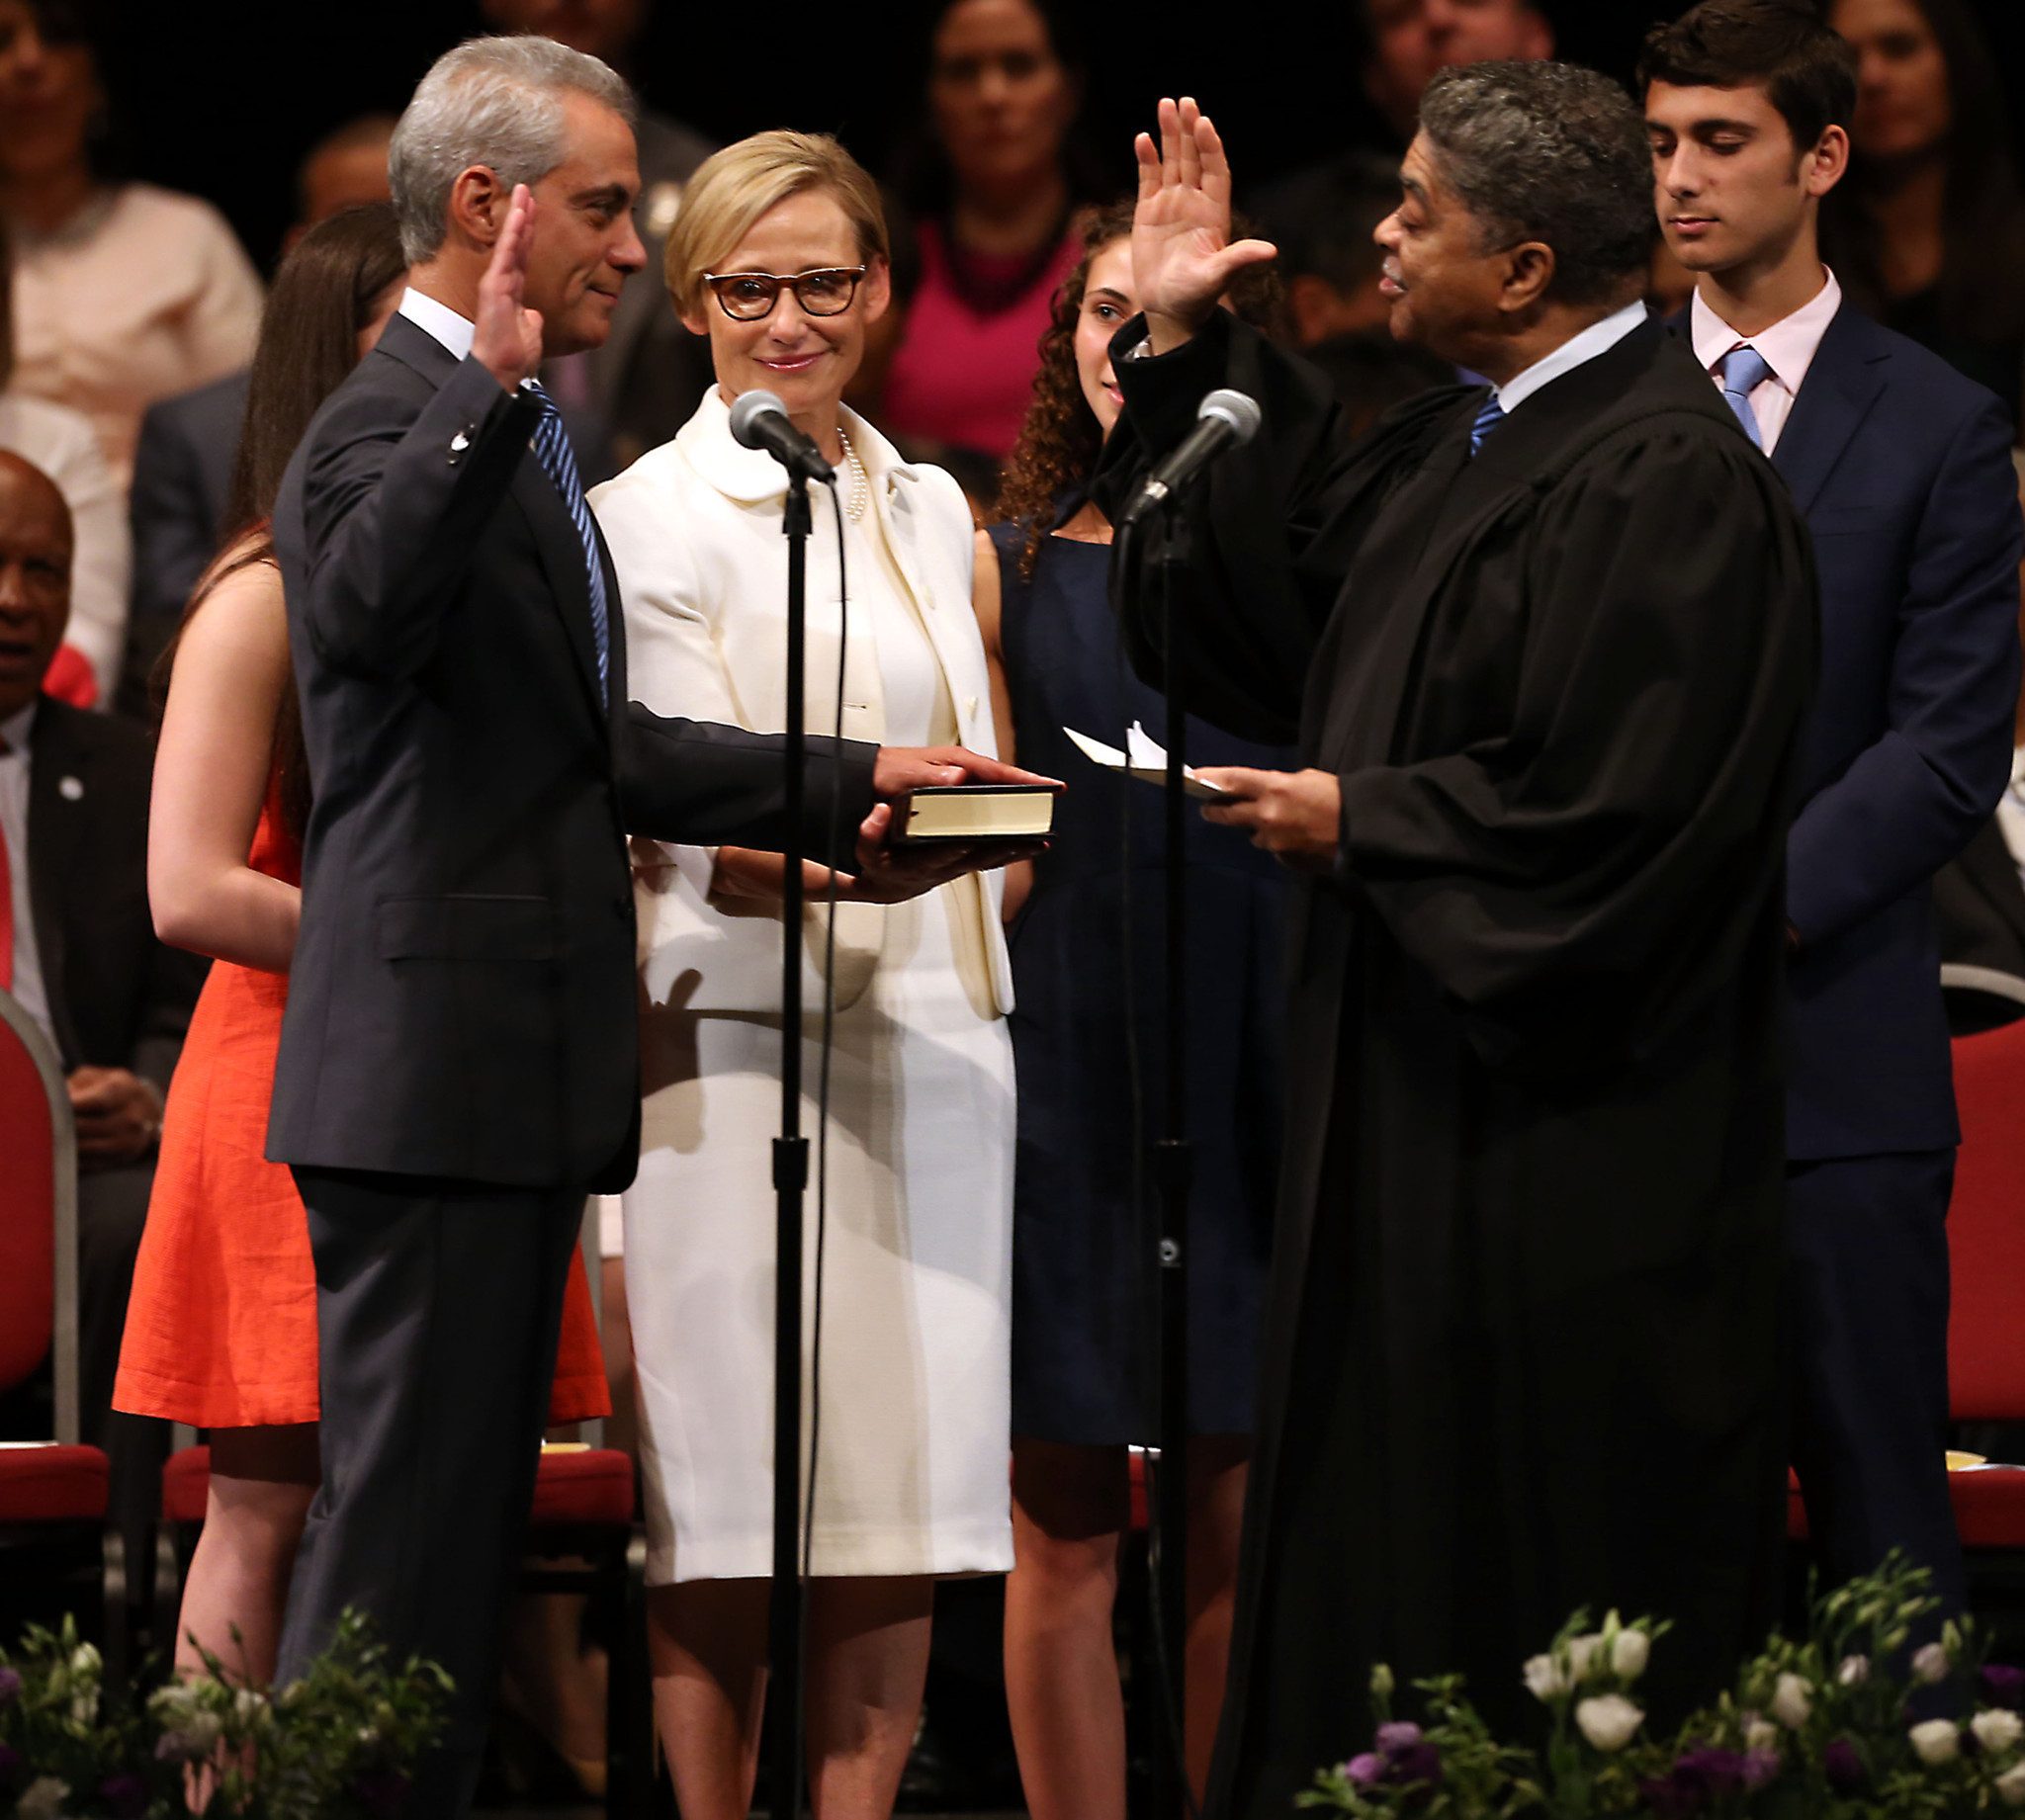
1122 388 1262 527
728 389 836 483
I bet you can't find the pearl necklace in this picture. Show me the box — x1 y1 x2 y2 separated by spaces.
836 423 869 522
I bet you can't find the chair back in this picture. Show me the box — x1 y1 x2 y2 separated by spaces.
1948 1016 2025 1422
0 987 80 1439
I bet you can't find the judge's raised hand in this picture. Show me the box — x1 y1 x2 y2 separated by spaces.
473 183 545 393
1132 96 1277 356
1196 766 1341 874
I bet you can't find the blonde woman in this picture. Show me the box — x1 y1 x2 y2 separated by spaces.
587 132 1018 1820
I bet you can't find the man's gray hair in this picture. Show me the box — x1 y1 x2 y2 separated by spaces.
390 35 637 264
1417 61 1655 307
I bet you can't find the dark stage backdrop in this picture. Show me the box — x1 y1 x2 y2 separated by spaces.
91 0 2025 275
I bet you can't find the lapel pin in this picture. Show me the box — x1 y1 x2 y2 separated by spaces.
59 775 84 801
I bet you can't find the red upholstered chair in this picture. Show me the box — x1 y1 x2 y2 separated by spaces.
156 1438 647 1813
1943 1019 2025 1560
0 987 121 1669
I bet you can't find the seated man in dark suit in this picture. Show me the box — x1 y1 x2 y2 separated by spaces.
0 450 207 1542
268 37 1040 1816
1645 0 2025 1610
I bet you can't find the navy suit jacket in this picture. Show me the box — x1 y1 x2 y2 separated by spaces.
1677 301 2022 1159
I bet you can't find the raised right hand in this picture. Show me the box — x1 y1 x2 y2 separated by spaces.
473 183 544 392
1132 97 1277 355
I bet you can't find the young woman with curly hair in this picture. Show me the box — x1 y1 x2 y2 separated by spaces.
977 199 1290 1819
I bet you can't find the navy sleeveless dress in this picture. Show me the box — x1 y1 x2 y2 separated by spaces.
994 515 1290 1442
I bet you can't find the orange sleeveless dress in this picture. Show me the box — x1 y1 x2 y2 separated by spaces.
116 785 611 1429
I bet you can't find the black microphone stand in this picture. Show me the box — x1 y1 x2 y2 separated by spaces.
1135 496 1196 1820
769 469 815 1820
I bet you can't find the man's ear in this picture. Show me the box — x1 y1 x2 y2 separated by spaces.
445 165 507 249
1804 125 1851 199
1501 240 1556 314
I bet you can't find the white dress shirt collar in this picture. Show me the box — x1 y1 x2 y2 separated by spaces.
1688 270 1842 455
397 286 478 362
1494 300 1650 416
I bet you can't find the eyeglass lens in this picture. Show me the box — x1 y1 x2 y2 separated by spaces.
712 269 862 319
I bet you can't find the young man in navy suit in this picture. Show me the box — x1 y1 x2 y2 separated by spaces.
1643 0 2023 1614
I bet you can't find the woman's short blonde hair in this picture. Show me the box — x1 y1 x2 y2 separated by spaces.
665 130 891 317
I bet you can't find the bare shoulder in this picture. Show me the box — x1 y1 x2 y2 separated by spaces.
178 546 289 668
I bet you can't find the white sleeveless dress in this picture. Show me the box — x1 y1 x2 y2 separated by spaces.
601 417 1014 1585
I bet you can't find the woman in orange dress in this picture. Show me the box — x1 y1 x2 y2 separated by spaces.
115 203 609 1687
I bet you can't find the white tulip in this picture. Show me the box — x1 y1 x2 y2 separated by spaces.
1566 1634 1607 1683
1743 1715 1781 1755
1909 1718 1961 1765
1524 1655 1568 1702
15 1777 70 1820
1575 1693 1644 1753
1910 1642 1952 1686
1995 1760 2025 1807
1836 1655 1870 1687
1771 1672 1813 1729
1611 1630 1651 1681
1973 1709 2025 1755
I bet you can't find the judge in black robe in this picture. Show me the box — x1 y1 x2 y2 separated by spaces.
1096 80 1820 1817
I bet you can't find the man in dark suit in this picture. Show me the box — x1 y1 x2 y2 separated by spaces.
0 451 206 1542
267 39 1034 1814
1645 0 2025 1611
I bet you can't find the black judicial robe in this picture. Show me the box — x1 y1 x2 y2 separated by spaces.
1095 312 1818 1818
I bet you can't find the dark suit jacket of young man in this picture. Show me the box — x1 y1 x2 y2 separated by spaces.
115 370 247 719
267 309 878 1194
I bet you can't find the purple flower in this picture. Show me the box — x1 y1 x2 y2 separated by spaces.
1673 1748 1750 1799
349 1769 412 1818
99 1773 149 1818
1344 1754 1383 1787
1375 1721 1425 1754
1984 1665 2025 1711
0 1668 20 1707
1742 1749 1781 1789
1824 1736 1869 1795
1389 1743 1443 1785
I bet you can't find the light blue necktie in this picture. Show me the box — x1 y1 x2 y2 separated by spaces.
1468 390 1506 457
1717 345 1775 450
525 382 610 701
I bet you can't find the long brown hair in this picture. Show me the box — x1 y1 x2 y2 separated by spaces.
995 201 1284 576
154 202 407 844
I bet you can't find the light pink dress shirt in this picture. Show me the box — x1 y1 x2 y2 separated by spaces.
1689 269 1843 457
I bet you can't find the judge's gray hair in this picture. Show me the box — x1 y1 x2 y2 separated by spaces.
1417 61 1654 307
390 35 637 265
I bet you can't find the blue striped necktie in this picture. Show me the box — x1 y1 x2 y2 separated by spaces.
1469 390 1506 456
524 382 610 700
1717 345 1775 450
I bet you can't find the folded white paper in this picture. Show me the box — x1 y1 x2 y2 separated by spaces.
1064 723 1230 799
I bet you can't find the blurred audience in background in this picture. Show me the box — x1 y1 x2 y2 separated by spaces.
879 0 1111 499
1298 332 1456 438
1251 148 1398 348
1359 0 1555 147
0 448 205 1579
481 0 716 482
0 0 261 491
1824 0 2025 432
117 115 395 718
0 218 125 706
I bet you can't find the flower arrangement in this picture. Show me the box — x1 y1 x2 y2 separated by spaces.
1302 1554 2025 1819
0 1610 447 1818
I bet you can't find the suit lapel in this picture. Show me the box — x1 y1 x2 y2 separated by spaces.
1773 303 1891 514
511 454 610 727
26 700 87 1069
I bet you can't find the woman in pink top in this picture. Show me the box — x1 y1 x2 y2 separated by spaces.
879 0 1108 478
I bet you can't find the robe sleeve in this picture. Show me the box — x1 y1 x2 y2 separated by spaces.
1336 419 1819 1077
1094 309 1467 744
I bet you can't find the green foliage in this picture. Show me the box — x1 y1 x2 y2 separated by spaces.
1303 1555 2025 1820
0 1609 448 1819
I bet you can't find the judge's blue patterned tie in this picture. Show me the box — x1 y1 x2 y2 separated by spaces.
525 381 610 699
1468 390 1505 456
1717 345 1775 450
